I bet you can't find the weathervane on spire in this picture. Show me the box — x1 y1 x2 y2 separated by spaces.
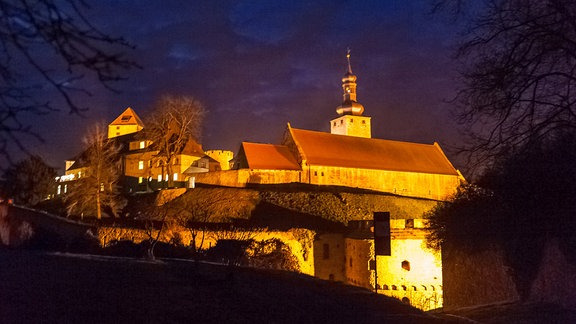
346 47 353 74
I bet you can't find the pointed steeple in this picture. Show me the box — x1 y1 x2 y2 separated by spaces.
336 48 364 116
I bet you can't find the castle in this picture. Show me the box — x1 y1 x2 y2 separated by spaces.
58 51 463 310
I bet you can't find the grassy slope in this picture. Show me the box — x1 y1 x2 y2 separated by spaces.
171 184 439 227
0 250 449 324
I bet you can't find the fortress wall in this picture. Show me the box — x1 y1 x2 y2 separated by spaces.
313 233 346 282
195 167 459 200
96 226 316 276
442 243 520 309
308 166 460 200
345 233 444 311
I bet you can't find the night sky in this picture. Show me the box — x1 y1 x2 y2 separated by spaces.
24 0 464 172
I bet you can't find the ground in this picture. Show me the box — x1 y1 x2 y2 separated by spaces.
0 249 451 324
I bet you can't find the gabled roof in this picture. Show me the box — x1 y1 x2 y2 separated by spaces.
240 142 300 170
287 126 459 176
109 107 144 127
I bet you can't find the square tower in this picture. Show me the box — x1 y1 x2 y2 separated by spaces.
330 115 371 138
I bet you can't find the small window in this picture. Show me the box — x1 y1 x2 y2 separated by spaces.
139 141 145 149
340 120 343 124
116 126 120 130
402 285 407 291
382 284 389 290
392 285 397 291
333 122 337 126
402 260 411 271
100 183 104 192
323 243 330 260
157 175 162 182
405 219 414 228
321 172 324 176
362 120 366 124
174 158 179 165
57 185 61 195
314 171 318 176
173 173 178 181
350 118 353 123
328 274 334 281
138 177 143 184
64 184 67 193
138 161 144 170
164 174 168 181
78 171 82 178
121 115 131 122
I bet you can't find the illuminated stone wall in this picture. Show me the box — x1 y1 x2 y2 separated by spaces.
345 228 444 311
96 226 316 276
303 165 461 201
314 234 346 282
205 150 234 171
195 167 460 200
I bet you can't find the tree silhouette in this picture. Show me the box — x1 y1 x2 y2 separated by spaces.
1 155 56 205
437 0 576 171
65 124 126 219
0 0 136 165
142 95 205 188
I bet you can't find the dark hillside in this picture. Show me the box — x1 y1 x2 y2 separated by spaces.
167 184 439 229
0 250 450 323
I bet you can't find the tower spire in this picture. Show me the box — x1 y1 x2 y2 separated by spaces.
346 47 353 75
336 48 364 116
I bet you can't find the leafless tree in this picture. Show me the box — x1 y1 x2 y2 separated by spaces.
141 203 177 260
437 0 576 172
142 95 205 188
0 0 136 166
1 155 56 205
65 124 126 219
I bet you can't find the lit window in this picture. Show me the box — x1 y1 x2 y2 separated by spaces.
64 184 67 193
173 173 178 181
139 141 145 149
100 183 104 192
157 175 162 182
138 161 144 170
138 177 143 184
78 171 82 178
57 185 61 195
164 174 168 181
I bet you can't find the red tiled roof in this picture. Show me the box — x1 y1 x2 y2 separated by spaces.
288 127 459 175
242 142 301 170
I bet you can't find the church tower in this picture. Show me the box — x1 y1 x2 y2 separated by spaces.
330 50 371 138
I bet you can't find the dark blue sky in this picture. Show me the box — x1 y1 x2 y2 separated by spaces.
26 0 464 171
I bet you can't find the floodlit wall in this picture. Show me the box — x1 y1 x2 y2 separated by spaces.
196 167 460 200
304 165 460 201
205 150 234 171
96 226 316 276
345 227 444 311
314 234 346 282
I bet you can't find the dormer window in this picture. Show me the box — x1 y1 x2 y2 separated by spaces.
121 115 131 122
